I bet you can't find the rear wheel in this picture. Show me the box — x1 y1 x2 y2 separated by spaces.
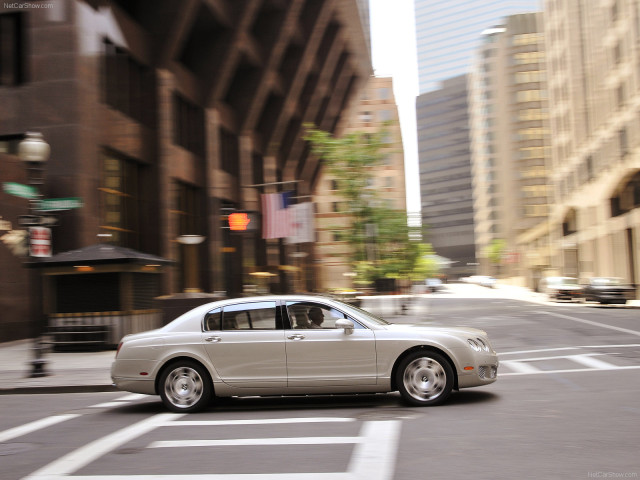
159 360 212 413
396 351 454 406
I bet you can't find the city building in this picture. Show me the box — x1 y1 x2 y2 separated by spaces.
416 75 477 278
414 0 542 94
543 0 639 289
314 76 406 289
413 1 540 280
468 13 551 287
0 0 372 342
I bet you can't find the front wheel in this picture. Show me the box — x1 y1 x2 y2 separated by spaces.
396 351 454 406
159 360 212 413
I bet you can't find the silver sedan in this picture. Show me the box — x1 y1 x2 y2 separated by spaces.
111 295 499 412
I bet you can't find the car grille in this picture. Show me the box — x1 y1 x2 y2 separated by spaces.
478 365 498 379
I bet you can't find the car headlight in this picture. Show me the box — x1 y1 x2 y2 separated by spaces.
468 337 492 353
467 339 482 352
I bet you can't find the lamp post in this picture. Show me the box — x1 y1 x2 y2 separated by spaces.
17 132 51 377
177 235 205 292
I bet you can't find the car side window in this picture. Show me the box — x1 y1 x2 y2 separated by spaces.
285 301 365 329
204 308 221 331
222 301 279 330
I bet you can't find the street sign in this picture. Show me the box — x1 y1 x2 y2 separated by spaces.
2 182 38 199
18 215 43 227
29 226 51 257
37 197 83 211
17 215 59 227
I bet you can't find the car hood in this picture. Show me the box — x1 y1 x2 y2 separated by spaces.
383 323 487 338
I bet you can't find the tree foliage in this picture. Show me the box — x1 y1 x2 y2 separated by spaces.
304 124 437 285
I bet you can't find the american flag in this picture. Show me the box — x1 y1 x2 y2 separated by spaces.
261 192 293 239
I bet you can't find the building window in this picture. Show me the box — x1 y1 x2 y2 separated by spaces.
360 111 373 123
173 92 206 157
173 181 203 236
0 13 25 86
103 39 156 128
619 128 628 158
220 128 239 176
99 151 142 248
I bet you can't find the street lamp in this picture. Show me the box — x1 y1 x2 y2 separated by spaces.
17 132 50 378
177 235 205 292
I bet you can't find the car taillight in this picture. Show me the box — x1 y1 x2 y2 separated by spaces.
116 341 123 358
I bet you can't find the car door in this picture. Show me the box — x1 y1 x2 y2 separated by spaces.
284 300 377 387
201 301 287 388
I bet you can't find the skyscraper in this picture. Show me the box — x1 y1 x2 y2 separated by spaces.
415 0 540 279
415 0 541 93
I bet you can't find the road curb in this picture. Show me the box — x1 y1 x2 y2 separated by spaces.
0 384 117 395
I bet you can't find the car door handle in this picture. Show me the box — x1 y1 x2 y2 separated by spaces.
287 334 305 340
205 336 221 343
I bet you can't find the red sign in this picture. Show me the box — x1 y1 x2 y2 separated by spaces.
228 212 251 231
29 227 51 257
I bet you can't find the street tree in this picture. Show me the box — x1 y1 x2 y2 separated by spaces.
304 124 436 286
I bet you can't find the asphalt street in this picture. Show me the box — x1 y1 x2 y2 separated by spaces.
1 283 639 480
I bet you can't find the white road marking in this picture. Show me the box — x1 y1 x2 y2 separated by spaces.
167 417 355 427
349 420 401 480
501 344 640 356
89 393 149 408
21 416 402 480
537 311 640 337
500 360 541 374
569 354 618 370
0 414 81 443
22 413 182 479
501 365 640 376
150 436 362 448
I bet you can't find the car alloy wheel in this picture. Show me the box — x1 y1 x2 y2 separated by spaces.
397 351 454 406
159 361 212 413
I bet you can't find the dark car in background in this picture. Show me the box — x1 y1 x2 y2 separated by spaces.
581 277 636 305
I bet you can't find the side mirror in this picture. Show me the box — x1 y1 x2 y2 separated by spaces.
335 319 354 334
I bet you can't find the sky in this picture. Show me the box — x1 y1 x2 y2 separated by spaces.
369 0 421 215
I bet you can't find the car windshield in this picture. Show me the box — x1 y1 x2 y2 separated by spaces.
331 299 392 326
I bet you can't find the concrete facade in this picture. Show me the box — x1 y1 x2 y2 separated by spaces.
543 0 640 290
468 13 551 287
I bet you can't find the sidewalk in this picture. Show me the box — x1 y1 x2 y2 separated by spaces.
0 340 116 395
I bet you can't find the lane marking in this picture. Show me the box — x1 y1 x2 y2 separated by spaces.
569 354 618 370
500 344 640 356
501 365 640 376
349 420 401 480
22 413 182 479
500 360 541 374
21 417 401 480
168 418 356 427
150 436 362 448
536 311 640 337
0 414 81 443
89 394 149 409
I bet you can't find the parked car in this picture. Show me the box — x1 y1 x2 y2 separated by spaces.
426 278 443 292
581 277 635 305
539 276 582 301
112 295 499 412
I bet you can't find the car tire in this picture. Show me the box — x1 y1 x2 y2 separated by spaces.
159 360 212 413
396 351 454 406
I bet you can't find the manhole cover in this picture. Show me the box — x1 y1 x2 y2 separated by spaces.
0 443 36 456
